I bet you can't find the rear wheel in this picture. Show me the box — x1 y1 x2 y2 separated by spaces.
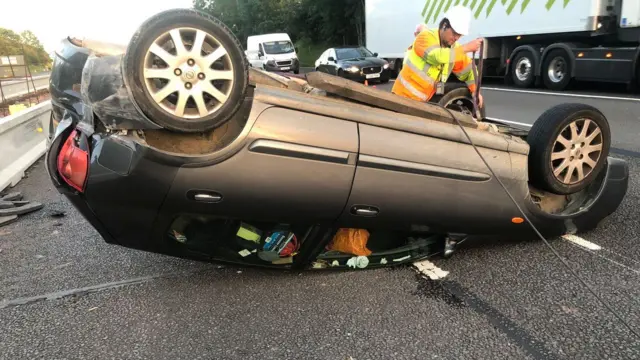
123 9 249 133
527 103 610 195
542 49 572 91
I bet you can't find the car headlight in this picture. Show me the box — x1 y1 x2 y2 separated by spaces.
383 63 389 69
347 66 360 73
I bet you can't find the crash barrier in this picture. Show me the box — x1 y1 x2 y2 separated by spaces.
0 100 51 193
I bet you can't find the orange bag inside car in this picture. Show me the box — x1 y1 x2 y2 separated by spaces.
327 228 372 256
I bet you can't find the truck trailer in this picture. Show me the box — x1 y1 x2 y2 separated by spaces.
366 0 640 91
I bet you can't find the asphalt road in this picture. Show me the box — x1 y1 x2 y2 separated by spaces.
1 75 50 101
1 83 640 359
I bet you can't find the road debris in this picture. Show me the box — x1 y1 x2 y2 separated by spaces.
0 191 44 227
0 215 18 227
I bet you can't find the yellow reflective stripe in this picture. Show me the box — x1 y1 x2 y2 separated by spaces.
444 47 456 80
421 45 441 61
408 50 442 81
405 59 436 84
398 76 428 101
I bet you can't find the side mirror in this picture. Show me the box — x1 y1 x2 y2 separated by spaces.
258 50 264 57
295 46 299 53
373 52 379 57
328 56 335 62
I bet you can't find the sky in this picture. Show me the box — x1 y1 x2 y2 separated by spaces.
2 0 194 54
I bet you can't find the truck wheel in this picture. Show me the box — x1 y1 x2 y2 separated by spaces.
527 103 610 195
431 85 486 119
542 49 572 91
511 51 535 88
123 8 249 133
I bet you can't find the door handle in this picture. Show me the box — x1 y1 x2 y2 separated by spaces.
187 190 223 203
194 193 221 202
351 205 379 217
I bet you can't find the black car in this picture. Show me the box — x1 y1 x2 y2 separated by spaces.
314 46 392 83
45 9 627 271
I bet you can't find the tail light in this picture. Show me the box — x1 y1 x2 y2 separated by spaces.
57 130 89 192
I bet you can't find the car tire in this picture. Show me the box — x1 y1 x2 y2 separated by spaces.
431 85 486 119
542 49 572 91
527 103 610 195
511 51 535 88
123 8 249 133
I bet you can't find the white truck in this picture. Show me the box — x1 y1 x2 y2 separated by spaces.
366 0 640 91
244 33 300 74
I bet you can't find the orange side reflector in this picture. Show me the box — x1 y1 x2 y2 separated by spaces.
512 217 524 224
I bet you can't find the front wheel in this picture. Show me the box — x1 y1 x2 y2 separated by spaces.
527 103 610 195
511 51 535 88
123 8 250 133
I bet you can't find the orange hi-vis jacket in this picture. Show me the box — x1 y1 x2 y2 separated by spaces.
393 28 477 102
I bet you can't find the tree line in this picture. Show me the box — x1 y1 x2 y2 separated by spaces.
0 28 51 67
193 0 366 49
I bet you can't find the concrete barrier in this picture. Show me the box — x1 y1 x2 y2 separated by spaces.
0 100 51 193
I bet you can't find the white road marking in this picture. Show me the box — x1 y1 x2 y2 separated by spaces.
413 259 449 280
562 234 602 251
485 117 533 128
482 87 640 102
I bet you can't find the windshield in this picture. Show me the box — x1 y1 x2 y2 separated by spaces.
262 41 295 54
335 47 374 60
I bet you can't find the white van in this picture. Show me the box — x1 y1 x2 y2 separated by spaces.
245 33 300 74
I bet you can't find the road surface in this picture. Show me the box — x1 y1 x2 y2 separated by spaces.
1 75 50 101
1 83 639 359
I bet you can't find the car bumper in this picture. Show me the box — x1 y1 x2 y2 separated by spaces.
511 156 629 239
342 68 392 82
264 60 299 72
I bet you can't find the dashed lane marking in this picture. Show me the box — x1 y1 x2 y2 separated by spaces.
562 234 602 251
413 259 449 280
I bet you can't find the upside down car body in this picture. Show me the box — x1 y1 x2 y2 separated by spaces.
45 8 628 270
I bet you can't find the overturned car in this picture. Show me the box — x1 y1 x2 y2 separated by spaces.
46 9 628 271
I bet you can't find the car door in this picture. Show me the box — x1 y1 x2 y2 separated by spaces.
327 49 339 75
337 123 522 235
317 49 330 73
157 103 360 226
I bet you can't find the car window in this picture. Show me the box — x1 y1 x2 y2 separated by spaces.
262 40 295 55
335 47 374 60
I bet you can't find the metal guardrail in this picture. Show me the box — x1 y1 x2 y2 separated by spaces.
0 100 51 193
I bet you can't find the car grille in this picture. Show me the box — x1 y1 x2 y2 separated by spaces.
362 66 381 74
276 60 292 66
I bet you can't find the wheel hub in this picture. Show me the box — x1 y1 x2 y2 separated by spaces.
550 118 603 185
177 61 203 86
515 58 531 81
548 56 566 83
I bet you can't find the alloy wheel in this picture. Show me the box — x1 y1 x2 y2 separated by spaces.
142 27 235 119
551 118 603 184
